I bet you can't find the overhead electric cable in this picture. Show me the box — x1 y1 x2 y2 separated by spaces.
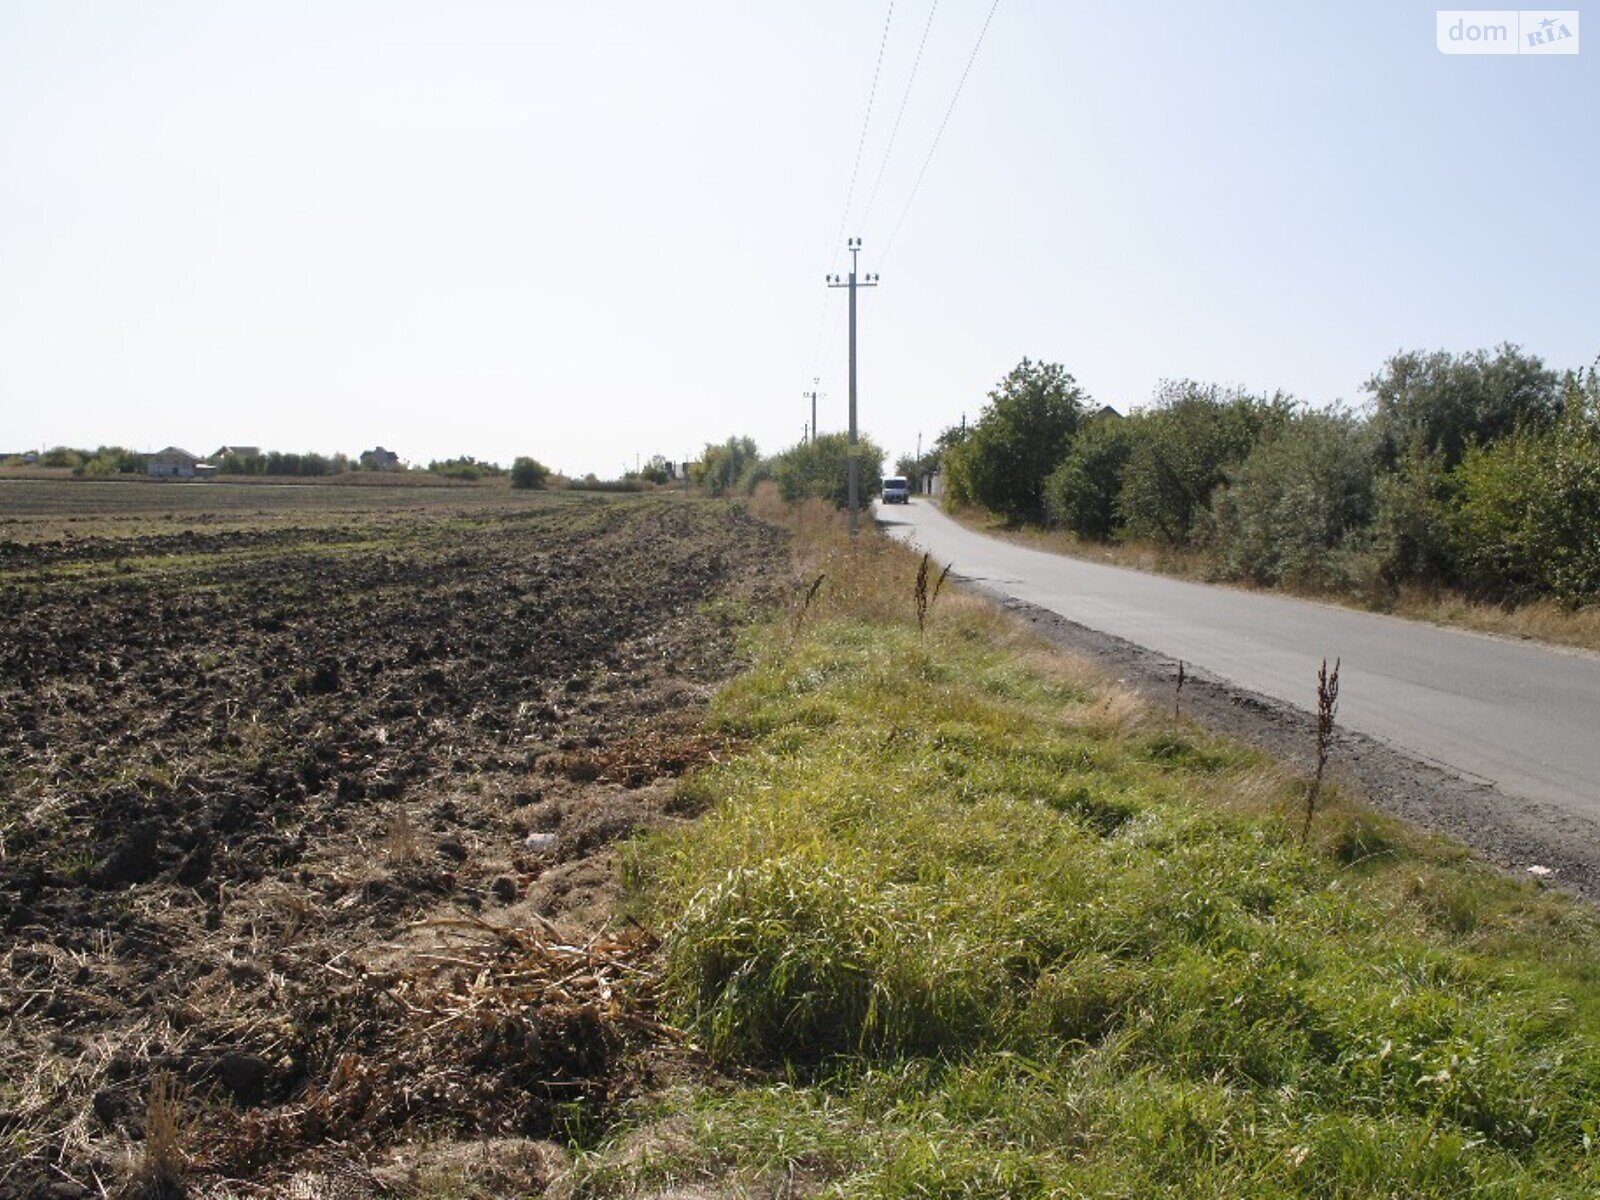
829 1 896 267
810 1 896 385
879 0 1002 267
860 0 940 232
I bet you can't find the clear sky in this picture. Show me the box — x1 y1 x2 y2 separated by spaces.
2 1 1595 476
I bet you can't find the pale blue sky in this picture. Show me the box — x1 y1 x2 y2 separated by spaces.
2 1 1595 475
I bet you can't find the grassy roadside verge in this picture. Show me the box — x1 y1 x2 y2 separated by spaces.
943 503 1600 657
571 499 1599 1199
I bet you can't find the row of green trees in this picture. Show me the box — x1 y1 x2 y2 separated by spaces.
939 348 1600 605
218 450 352 476
3 446 148 475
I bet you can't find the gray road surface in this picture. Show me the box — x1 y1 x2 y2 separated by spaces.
879 499 1600 824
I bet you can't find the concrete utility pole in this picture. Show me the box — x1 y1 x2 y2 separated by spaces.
803 378 821 443
826 238 878 535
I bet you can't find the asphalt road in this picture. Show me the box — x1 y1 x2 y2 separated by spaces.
879 498 1600 824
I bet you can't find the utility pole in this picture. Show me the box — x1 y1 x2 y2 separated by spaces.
826 238 878 535
802 378 821 443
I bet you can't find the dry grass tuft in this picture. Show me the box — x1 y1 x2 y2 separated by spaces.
135 1070 186 1197
1078 689 1146 738
1391 589 1600 654
383 809 422 866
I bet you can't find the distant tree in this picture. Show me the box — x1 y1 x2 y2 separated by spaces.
218 451 265 475
257 450 341 477
71 446 146 477
931 422 973 506
771 433 886 507
1116 382 1291 546
948 359 1087 521
510 456 550 490
700 437 760 497
1366 344 1560 470
640 455 673 485
1043 412 1134 540
894 446 942 494
40 446 86 469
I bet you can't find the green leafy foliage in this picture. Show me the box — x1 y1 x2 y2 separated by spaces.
770 433 886 507
1042 411 1134 540
1367 344 1560 471
509 455 550 489
1450 371 1600 604
1209 407 1376 587
426 455 503 480
929 345 1594 609
39 446 87 468
942 359 1086 522
610 574 1600 1198
1116 383 1292 546
217 450 351 476
700 436 761 497
70 446 147 477
638 455 675 485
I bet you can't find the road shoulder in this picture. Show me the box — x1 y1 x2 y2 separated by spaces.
979 582 1600 905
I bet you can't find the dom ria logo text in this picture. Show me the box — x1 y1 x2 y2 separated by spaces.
1436 10 1579 54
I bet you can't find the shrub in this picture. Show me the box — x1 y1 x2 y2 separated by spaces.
1116 383 1291 547
1043 413 1134 540
1209 407 1376 587
428 456 502 481
39 446 86 469
1449 372 1600 604
510 456 550 490
1372 448 1458 589
72 446 146 477
770 433 886 508
568 476 642 493
701 437 761 497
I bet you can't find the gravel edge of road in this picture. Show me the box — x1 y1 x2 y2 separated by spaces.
969 580 1600 906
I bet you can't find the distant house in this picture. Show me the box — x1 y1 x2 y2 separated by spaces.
1094 405 1122 420
213 445 261 460
148 447 203 478
360 446 401 471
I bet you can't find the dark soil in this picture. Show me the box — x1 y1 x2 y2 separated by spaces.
0 494 786 1197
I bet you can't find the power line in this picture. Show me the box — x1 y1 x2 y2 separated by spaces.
829 1 896 269
879 0 1002 267
860 0 940 232
808 2 896 390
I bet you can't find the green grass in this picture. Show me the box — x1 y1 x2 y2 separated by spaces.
583 522 1600 1198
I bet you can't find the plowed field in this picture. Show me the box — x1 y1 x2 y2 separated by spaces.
0 484 786 1197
